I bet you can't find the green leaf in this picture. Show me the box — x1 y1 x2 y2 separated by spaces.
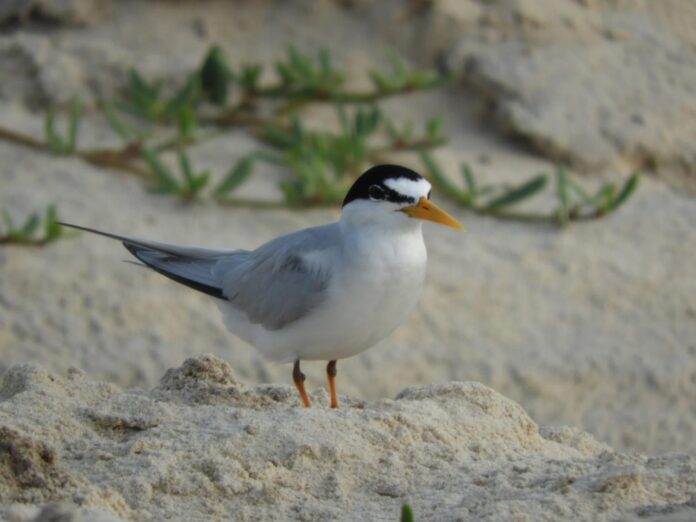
389 53 409 82
67 97 82 153
555 165 570 224
335 103 349 132
214 155 255 196
290 116 304 140
238 64 262 91
43 205 62 241
276 61 293 85
401 504 415 522
141 148 179 192
426 117 443 140
0 206 76 246
178 151 194 185
129 68 161 101
112 99 149 121
263 125 296 149
189 172 210 193
172 151 208 200
410 70 438 88
200 46 232 106
401 121 413 141
288 46 313 79
556 165 569 206
126 68 162 119
354 107 380 137
20 212 40 237
176 106 197 140
253 150 287 166
167 74 200 114
485 175 548 209
609 173 639 211
102 102 132 141
368 70 391 92
44 108 65 154
318 48 332 75
461 164 477 198
594 184 616 212
420 152 471 206
566 177 593 206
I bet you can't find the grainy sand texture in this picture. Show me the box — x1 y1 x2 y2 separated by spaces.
1 1 696 520
2 356 696 521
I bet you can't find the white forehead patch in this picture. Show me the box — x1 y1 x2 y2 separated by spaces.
384 177 431 201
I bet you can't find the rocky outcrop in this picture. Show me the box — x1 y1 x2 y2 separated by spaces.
445 0 696 186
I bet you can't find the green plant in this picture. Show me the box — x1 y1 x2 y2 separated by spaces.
200 46 233 105
421 152 639 225
401 504 415 522
0 205 72 246
370 54 445 97
212 104 447 206
0 43 639 222
273 46 344 98
116 69 200 123
44 98 82 154
141 148 210 201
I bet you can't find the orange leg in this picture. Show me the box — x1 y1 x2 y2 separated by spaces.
293 360 311 407
327 360 338 409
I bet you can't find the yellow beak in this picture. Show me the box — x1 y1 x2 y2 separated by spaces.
400 197 464 230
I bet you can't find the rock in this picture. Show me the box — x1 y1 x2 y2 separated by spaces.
0 33 130 107
0 0 111 26
1 358 695 520
446 0 696 187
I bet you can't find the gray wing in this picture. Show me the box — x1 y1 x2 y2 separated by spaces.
59 221 338 329
212 223 338 331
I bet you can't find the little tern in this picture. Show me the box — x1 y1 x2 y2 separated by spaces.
61 164 463 408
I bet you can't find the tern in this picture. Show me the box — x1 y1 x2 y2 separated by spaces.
61 164 463 408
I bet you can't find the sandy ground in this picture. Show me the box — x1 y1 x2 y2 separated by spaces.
1 0 696 519
2 356 696 521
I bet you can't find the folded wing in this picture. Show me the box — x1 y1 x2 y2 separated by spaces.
60 221 338 331
213 224 338 330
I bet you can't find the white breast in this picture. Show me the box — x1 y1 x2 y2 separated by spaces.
225 223 427 363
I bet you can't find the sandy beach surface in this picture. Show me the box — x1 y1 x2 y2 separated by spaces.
2 1 696 520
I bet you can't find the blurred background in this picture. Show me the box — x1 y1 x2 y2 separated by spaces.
1 0 695 455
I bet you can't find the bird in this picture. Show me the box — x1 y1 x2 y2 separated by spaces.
60 164 463 408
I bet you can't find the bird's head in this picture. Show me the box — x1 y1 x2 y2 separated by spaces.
340 165 464 231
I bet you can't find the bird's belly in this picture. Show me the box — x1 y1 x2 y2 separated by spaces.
260 251 426 362
217 229 427 363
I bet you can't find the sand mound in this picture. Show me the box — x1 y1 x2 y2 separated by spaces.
1 356 695 521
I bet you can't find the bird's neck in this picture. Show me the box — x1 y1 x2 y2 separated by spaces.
339 218 425 264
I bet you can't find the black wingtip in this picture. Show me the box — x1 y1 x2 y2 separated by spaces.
122 242 225 300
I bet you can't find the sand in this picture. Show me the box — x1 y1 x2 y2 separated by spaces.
2 356 696 521
1 0 696 519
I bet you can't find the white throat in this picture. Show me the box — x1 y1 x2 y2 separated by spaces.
339 199 423 237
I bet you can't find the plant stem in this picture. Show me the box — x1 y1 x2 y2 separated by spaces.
471 206 606 224
0 126 45 150
0 236 51 246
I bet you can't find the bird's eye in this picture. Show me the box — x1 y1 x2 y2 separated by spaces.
368 185 385 201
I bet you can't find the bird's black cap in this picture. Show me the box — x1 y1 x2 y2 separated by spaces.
342 165 424 207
